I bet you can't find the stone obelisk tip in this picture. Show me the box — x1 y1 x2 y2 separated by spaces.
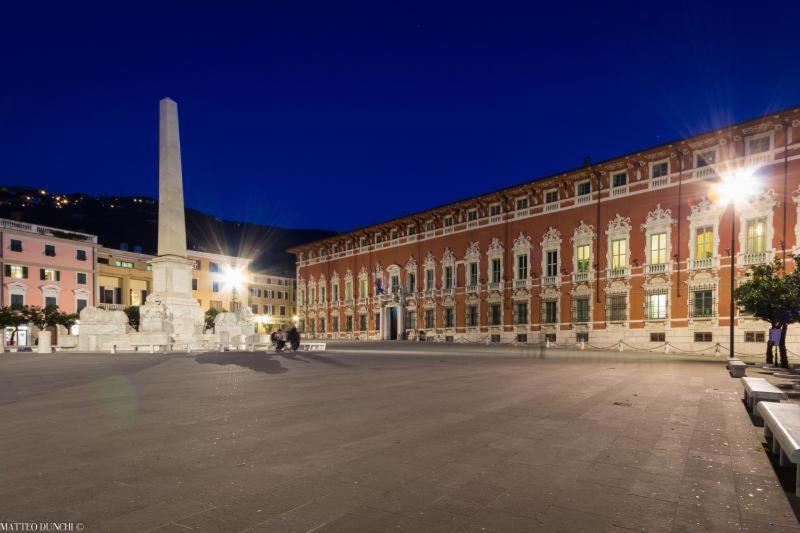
157 97 187 258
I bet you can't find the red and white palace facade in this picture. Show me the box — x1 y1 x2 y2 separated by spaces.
291 108 800 353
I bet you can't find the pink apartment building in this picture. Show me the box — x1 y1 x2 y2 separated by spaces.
0 219 98 344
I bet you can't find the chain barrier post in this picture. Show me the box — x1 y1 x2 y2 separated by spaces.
618 340 624 352
580 340 585 351
665 343 670 354
715 343 720 356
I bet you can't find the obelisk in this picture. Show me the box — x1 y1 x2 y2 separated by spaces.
157 98 188 258
141 97 205 342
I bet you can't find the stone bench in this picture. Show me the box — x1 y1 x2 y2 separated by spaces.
742 377 788 416
729 360 747 378
726 358 742 370
299 342 326 352
758 402 800 496
130 342 172 354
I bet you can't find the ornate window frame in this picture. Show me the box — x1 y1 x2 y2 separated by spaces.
604 281 630 327
423 251 437 295
404 256 418 294
687 198 723 270
343 269 354 302
486 238 504 291
794 185 800 256
642 278 670 326
386 264 401 294
540 287 560 329
737 189 777 264
330 271 340 303
540 227 561 288
687 273 719 326
640 204 676 276
570 284 593 328
606 214 632 279
441 248 456 293
512 233 532 290
357 267 369 301
570 221 594 283
464 241 481 291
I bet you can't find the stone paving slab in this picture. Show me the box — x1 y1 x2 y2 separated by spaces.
0 343 799 532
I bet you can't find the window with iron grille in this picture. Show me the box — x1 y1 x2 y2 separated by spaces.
319 318 326 332
516 334 528 343
514 302 528 325
489 303 501 325
544 333 557 343
466 305 478 327
576 332 589 343
574 297 590 323
374 313 379 329
490 334 501 343
607 294 627 322
691 289 715 318
346 316 353 331
424 309 435 328
332 317 339 332
650 332 665 342
694 332 712 342
444 307 455 328
543 301 557 324
646 293 668 320
406 310 416 329
359 314 367 331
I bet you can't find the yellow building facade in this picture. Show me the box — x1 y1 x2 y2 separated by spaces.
248 273 297 331
97 247 272 313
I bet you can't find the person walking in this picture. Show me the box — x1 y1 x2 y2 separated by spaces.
287 326 300 351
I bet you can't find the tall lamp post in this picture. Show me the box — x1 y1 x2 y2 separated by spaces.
715 167 759 358
223 265 247 312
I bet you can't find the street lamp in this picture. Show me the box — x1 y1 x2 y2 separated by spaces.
713 166 759 358
222 265 247 311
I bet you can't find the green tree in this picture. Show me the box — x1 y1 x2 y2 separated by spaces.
734 257 800 368
204 308 226 331
44 305 78 330
124 306 140 331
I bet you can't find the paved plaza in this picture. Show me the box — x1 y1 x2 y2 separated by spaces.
1 343 799 532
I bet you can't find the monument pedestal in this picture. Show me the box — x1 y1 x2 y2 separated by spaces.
143 255 205 343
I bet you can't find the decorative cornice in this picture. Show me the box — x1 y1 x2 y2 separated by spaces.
512 232 533 251
741 122 773 135
641 203 676 230
464 241 481 261
442 247 456 263
487 237 504 255
570 221 595 242
423 250 436 267
540 227 562 248
606 213 632 235
405 256 417 271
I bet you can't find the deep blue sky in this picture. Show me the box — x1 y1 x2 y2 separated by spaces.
1 2 799 232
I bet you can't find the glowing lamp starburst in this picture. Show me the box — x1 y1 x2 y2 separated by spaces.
713 166 760 207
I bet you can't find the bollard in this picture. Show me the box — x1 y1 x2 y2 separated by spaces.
665 343 670 354
619 340 624 352
714 343 721 356
580 340 585 351
546 339 551 348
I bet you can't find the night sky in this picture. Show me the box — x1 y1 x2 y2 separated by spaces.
2 2 799 232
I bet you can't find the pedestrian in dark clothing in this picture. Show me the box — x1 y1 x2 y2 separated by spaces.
287 327 301 351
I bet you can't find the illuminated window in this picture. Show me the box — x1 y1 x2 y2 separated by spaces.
115 260 133 269
40 268 60 281
650 232 668 265
695 226 714 259
647 293 668 320
746 218 767 253
576 244 591 273
611 239 627 269
5 265 27 279
696 149 715 168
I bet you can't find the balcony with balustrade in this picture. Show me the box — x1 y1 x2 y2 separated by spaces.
689 257 717 271
488 281 504 292
541 275 559 287
745 151 772 167
611 185 628 198
739 250 771 266
694 166 715 180
571 271 591 283
606 266 630 279
466 283 481 294
543 202 559 213
644 263 669 276
513 278 530 289
649 176 669 189
575 194 592 206
489 214 503 224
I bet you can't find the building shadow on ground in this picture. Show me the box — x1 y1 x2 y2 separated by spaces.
279 352 352 368
195 352 288 374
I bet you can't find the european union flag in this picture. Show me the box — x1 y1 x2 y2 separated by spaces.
375 279 384 295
